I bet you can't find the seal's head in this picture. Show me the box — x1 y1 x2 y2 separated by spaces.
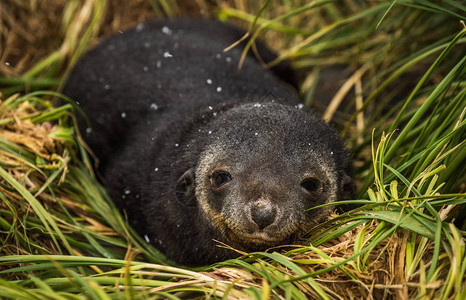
175 102 355 252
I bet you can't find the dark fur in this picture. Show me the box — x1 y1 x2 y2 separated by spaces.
64 19 355 266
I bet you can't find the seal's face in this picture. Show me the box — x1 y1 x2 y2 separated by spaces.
184 103 354 251
199 153 336 250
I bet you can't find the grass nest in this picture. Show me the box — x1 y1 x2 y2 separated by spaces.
1 0 465 299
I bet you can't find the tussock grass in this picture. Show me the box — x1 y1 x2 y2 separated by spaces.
0 0 465 299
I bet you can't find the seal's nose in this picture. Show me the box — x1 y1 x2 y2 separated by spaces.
251 205 277 230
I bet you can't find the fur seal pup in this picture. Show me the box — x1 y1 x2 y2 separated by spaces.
63 18 355 266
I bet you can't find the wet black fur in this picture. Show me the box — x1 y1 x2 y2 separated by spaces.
63 18 354 266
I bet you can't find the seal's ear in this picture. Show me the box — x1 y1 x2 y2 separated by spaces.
175 168 196 206
342 173 356 199
338 173 357 213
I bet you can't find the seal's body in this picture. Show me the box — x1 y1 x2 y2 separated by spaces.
64 19 354 266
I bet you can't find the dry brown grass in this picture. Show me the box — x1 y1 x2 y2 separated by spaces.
0 0 159 76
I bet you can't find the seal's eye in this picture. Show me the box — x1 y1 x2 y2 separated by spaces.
212 171 232 188
301 177 321 194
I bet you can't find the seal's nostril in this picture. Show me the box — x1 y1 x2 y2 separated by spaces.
251 206 276 230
